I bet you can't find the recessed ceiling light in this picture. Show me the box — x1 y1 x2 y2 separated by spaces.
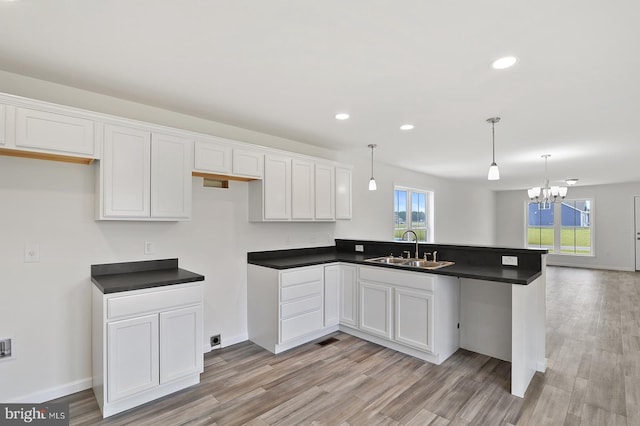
491 56 518 70
565 178 579 186
335 113 350 120
400 124 415 131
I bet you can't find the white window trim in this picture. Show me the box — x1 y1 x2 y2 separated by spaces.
524 198 595 257
393 185 434 243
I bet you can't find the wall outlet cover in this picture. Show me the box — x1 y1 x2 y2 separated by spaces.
355 244 364 252
502 255 518 266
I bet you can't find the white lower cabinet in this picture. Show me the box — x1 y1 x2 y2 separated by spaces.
338 264 358 326
352 265 460 365
248 264 338 354
93 282 203 418
359 282 392 339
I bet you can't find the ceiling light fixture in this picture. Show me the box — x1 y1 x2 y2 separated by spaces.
528 154 567 205
486 117 500 181
491 56 518 70
565 178 579 186
335 113 350 120
400 124 415 131
367 144 377 191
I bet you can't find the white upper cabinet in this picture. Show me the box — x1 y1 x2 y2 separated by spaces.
291 158 315 220
99 124 192 221
15 106 95 156
0 104 5 146
194 138 232 174
335 167 352 220
263 154 291 220
232 148 264 178
315 164 335 220
102 125 151 219
151 133 192 220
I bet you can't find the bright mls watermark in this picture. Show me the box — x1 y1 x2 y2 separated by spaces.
0 404 68 425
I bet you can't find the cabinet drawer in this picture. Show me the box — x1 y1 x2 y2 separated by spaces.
280 309 323 343
281 295 322 318
281 267 323 287
359 266 434 291
107 285 202 320
280 281 322 302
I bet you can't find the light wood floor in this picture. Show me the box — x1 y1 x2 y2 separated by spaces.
54 266 640 425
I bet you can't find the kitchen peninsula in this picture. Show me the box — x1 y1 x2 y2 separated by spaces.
248 239 547 398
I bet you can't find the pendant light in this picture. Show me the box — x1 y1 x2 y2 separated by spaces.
367 144 377 191
487 117 501 180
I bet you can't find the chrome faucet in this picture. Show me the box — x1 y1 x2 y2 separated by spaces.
401 230 419 259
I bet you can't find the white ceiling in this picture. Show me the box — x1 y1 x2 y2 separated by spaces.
1 0 639 190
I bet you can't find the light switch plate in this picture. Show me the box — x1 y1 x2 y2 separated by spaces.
502 255 518 266
144 241 154 254
24 244 40 263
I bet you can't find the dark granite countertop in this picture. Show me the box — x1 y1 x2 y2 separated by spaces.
247 244 543 285
91 258 205 294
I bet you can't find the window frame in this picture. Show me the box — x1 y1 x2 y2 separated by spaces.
393 185 434 243
525 198 594 256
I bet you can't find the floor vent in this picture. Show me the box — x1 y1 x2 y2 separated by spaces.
317 337 339 346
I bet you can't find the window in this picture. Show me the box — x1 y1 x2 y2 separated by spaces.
527 199 592 255
394 187 433 242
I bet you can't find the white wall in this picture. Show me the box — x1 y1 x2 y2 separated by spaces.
496 182 640 271
0 70 496 402
335 155 497 245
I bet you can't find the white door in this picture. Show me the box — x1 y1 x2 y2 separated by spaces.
107 314 159 402
315 164 335 220
103 125 151 218
339 265 358 326
0 104 5 146
324 265 340 327
394 287 433 352
291 158 315 220
359 281 392 339
635 196 640 271
263 154 291 220
159 305 203 384
150 133 192 219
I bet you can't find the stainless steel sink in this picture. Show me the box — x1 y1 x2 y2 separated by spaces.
366 256 409 264
365 257 454 270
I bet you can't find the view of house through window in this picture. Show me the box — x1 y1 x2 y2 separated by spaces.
527 199 592 255
394 187 433 242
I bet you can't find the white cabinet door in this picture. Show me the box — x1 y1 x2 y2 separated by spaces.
263 154 291 220
291 158 315 220
151 133 192 219
15 107 94 156
107 314 159 402
324 265 340 327
103 125 151 218
315 164 335 220
360 281 392 339
194 139 232 174
335 167 352 220
159 305 203 384
0 104 5 146
339 265 358 327
232 149 264 178
394 287 433 352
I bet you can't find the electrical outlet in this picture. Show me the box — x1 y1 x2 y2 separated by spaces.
24 244 40 263
144 241 154 254
355 245 364 252
210 334 221 348
502 255 518 266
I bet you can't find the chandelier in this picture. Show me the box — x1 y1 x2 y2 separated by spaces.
527 154 567 204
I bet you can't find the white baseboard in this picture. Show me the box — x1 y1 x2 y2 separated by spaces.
7 377 92 403
547 262 634 272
